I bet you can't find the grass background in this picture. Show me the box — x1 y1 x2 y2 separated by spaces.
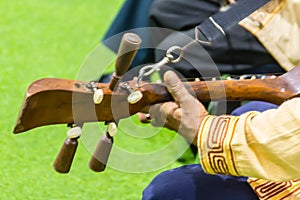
0 1 195 199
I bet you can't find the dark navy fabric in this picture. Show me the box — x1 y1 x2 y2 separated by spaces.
102 0 154 68
142 164 258 200
103 0 153 40
231 101 278 116
142 101 278 200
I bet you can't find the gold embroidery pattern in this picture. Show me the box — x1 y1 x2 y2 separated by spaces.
240 0 285 34
198 115 240 176
248 178 300 200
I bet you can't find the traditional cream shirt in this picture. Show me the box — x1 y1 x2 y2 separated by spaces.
240 0 300 71
196 0 300 199
198 98 300 199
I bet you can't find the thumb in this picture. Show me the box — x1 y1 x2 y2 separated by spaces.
164 71 192 105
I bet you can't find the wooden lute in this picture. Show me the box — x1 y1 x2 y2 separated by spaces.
12 32 300 173
14 65 300 134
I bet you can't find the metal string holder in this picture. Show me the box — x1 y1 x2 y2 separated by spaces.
136 46 184 88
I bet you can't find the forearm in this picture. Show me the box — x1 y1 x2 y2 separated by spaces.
198 98 300 181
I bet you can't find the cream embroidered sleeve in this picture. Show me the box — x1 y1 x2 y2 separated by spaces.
198 98 300 181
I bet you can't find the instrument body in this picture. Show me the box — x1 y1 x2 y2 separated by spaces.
13 66 300 134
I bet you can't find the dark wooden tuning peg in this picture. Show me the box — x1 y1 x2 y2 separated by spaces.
108 32 141 90
88 33 141 172
53 125 82 173
89 122 116 172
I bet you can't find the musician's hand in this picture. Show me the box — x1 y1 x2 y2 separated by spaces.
148 71 208 146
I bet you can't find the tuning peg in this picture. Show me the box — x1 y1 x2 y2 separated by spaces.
108 121 117 137
120 82 143 104
88 33 141 172
86 81 104 104
108 33 141 91
93 89 104 104
53 125 82 173
89 122 116 172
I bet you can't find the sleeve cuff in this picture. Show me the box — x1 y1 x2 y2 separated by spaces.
197 115 241 176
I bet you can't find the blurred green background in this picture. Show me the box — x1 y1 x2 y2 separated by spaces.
0 1 195 199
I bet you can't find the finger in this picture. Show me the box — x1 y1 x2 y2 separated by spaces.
160 102 178 119
172 108 182 121
162 120 177 131
137 112 153 123
149 102 179 128
151 117 175 131
149 102 178 122
151 118 162 127
149 104 161 117
151 114 166 127
149 104 164 127
164 71 194 106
